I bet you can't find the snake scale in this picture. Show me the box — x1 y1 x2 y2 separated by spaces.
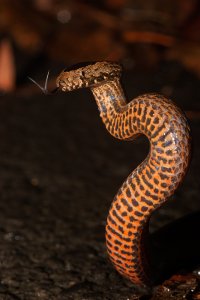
56 61 191 288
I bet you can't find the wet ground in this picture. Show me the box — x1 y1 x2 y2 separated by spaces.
0 61 199 299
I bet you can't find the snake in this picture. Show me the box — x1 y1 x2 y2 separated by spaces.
56 61 191 288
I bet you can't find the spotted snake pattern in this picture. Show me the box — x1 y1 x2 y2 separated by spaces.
56 62 191 288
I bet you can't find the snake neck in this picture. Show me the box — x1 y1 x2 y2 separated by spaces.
91 78 191 286
91 79 127 128
91 79 190 160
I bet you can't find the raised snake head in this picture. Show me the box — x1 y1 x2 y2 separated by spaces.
56 61 122 92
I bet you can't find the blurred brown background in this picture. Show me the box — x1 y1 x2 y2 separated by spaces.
0 1 200 299
0 0 200 93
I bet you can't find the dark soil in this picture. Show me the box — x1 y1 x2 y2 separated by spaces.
0 61 199 299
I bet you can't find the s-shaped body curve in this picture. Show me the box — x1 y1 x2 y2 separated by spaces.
56 61 191 288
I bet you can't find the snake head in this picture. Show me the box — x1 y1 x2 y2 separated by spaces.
56 61 122 92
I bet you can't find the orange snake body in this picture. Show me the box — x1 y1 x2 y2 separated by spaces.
56 62 191 288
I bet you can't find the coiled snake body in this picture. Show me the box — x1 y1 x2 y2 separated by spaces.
56 62 191 288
